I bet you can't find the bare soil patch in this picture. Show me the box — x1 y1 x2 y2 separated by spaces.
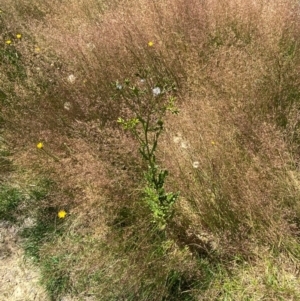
0 221 48 301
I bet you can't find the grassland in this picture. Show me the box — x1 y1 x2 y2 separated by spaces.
1 0 300 300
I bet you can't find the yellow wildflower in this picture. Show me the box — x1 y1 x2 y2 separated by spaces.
148 41 154 47
16 33 22 39
211 141 215 145
58 210 67 219
36 142 44 149
5 40 12 45
34 47 41 53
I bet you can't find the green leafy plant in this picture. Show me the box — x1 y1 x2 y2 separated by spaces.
117 76 179 229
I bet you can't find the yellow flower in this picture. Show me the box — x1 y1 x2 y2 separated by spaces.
34 47 41 53
58 210 67 219
148 41 154 47
16 33 22 39
211 141 215 145
36 142 44 149
5 40 12 45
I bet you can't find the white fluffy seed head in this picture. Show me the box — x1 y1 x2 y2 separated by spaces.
67 74 76 84
192 161 200 168
64 102 72 111
152 87 161 96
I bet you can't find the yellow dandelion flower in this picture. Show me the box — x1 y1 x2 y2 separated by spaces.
34 47 41 53
36 142 44 149
211 141 215 145
5 40 12 45
148 41 154 47
58 210 67 219
16 33 22 39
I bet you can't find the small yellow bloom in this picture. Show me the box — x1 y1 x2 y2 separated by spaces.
34 47 41 53
5 40 12 45
16 33 22 39
211 141 215 145
36 142 44 149
58 210 67 219
148 41 154 47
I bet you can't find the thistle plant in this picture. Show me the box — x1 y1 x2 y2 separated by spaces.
117 73 179 229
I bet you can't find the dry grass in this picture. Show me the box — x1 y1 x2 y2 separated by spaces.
1 0 300 300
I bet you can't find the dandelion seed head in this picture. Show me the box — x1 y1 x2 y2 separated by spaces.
64 102 72 111
116 83 123 90
67 74 76 84
86 42 95 50
173 136 182 144
192 161 200 168
152 87 161 96
180 141 189 149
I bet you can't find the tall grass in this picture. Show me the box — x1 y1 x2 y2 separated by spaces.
1 0 300 300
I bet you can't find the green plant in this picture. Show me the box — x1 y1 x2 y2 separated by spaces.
41 255 70 301
29 178 54 201
21 179 63 261
21 205 64 260
0 43 26 81
164 269 196 301
0 185 23 221
117 77 179 229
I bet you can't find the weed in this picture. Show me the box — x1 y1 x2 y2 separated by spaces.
0 185 23 221
117 76 179 229
21 205 63 261
21 178 63 261
29 178 53 201
41 255 70 301
164 270 196 301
